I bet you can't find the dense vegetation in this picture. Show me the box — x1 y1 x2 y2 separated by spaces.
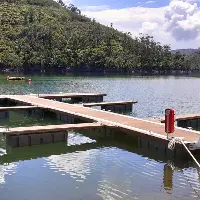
1 0 200 74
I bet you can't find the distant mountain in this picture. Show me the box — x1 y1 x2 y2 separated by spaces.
172 48 200 55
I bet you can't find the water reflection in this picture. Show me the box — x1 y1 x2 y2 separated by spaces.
163 164 173 191
1 132 200 199
0 163 17 184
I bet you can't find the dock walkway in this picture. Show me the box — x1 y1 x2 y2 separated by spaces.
6 95 200 144
4 123 104 136
0 106 38 111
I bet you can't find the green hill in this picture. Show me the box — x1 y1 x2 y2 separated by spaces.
0 0 199 74
172 49 200 55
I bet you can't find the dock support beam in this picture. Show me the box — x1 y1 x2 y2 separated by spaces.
177 118 200 130
6 131 68 148
0 111 9 119
101 104 132 113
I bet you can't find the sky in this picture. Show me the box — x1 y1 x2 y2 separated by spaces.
62 0 200 50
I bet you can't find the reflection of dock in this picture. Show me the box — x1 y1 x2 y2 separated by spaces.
0 141 103 164
0 134 190 167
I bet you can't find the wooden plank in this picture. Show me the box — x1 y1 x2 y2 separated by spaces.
82 100 137 107
0 106 38 111
5 95 200 144
6 123 105 136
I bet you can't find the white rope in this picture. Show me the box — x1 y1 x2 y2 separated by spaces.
168 137 200 168
168 137 183 150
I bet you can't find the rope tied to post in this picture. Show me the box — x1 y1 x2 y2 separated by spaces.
168 137 200 168
168 137 183 150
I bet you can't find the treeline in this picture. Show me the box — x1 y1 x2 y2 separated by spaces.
0 0 200 74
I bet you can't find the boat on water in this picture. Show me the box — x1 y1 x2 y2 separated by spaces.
6 76 25 81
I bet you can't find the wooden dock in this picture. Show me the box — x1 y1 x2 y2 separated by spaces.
4 123 113 147
1 93 200 157
35 93 107 103
82 100 137 112
147 114 200 130
5 95 200 144
6 123 104 136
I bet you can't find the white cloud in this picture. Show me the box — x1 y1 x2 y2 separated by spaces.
165 0 200 41
146 1 156 4
82 1 200 49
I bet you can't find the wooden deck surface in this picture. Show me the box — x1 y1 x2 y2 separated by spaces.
82 100 137 107
6 95 200 143
0 106 38 111
34 93 106 98
6 123 104 136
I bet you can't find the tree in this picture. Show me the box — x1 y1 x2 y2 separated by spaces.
58 0 65 7
68 4 81 14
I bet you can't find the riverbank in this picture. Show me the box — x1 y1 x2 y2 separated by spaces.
1 66 199 76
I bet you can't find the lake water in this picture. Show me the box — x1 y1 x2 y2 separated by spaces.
1 75 200 200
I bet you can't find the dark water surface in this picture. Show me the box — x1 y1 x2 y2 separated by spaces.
1 75 200 200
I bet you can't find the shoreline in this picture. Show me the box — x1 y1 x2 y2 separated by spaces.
1 68 200 77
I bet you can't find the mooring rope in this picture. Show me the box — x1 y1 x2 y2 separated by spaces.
168 139 200 198
168 137 200 168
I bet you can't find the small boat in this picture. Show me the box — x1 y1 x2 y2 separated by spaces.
6 76 25 81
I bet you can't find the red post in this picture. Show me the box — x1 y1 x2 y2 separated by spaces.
28 79 32 83
165 109 175 138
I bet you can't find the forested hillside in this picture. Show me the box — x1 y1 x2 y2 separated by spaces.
0 0 200 74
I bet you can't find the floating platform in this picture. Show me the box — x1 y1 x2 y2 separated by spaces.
82 100 137 112
1 94 200 158
5 95 200 143
6 123 105 136
147 114 200 130
33 93 107 103
7 76 25 81
4 123 111 148
0 106 38 111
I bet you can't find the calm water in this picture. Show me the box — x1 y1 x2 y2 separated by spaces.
1 75 200 200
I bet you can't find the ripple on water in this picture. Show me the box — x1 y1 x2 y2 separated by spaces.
44 146 200 200
45 149 99 182
0 163 18 184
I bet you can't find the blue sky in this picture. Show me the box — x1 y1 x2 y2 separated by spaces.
73 0 169 9
63 0 200 49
